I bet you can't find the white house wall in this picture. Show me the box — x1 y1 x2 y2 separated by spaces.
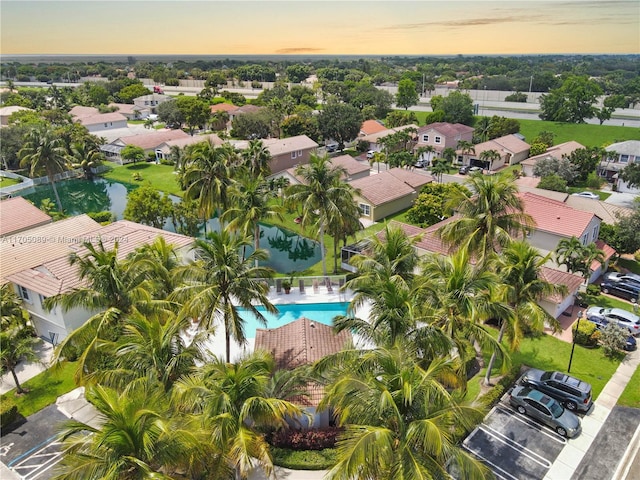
616 178 640 194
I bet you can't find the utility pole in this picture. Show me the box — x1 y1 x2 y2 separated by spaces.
529 75 533 94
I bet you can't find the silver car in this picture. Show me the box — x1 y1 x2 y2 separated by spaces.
509 385 581 438
586 306 640 336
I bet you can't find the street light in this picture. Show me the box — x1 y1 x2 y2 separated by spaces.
567 311 582 373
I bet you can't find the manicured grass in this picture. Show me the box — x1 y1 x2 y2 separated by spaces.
0 176 22 187
1 361 78 418
100 163 183 197
517 119 640 147
580 292 636 312
127 120 145 125
617 363 640 408
617 258 640 275
271 446 337 470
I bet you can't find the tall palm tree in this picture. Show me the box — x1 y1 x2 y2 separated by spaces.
0 324 40 394
128 236 182 300
457 140 476 158
44 240 157 381
476 117 492 142
172 351 307 479
19 126 70 212
430 157 450 183
315 343 491 480
223 175 283 266
242 139 272 179
326 189 363 273
438 172 534 263
70 139 103 179
479 148 502 172
171 231 276 362
183 139 236 223
1 283 27 330
286 154 358 277
54 381 205 480
441 146 457 165
555 237 604 281
418 248 511 366
485 241 565 385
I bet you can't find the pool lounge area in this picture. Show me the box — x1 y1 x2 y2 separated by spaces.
187 281 371 362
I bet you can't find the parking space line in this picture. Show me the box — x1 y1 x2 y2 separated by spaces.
463 446 520 480
479 425 552 468
11 440 65 480
6 435 58 467
495 405 567 445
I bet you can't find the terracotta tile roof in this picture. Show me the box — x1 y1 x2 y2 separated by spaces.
380 219 457 256
521 141 585 166
520 192 596 238
109 103 145 115
5 220 194 296
359 124 419 143
386 168 434 189
255 317 351 406
490 134 530 154
210 103 239 113
592 240 616 271
69 106 99 118
539 267 584 302
75 112 128 127
330 155 370 177
116 129 189 150
350 173 417 207
564 196 633 225
0 215 101 284
158 133 223 152
417 122 475 137
234 105 262 114
360 119 387 136
260 135 318 156
0 197 52 237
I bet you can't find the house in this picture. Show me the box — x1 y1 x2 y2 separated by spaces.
565 196 633 225
520 141 585 177
210 103 239 114
228 104 263 123
459 134 530 171
2 217 194 343
109 102 150 120
350 168 433 222
101 129 190 163
0 105 32 126
74 112 128 133
133 93 171 114
519 192 615 283
154 133 224 161
254 317 352 427
600 140 640 193
414 122 475 164
233 135 318 175
359 119 387 137
0 196 52 237
358 124 419 155
281 154 370 186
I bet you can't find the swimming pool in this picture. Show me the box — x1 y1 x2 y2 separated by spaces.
239 302 351 337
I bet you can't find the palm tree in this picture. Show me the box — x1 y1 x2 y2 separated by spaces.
223 175 283 266
19 126 70 212
555 237 604 281
418 248 510 366
286 154 358 277
485 241 565 385
370 151 385 173
1 283 27 330
172 351 307 479
0 322 40 394
128 236 182 300
315 344 491 480
171 231 276 362
44 240 157 381
479 148 502 172
457 140 476 158
70 139 103 179
183 139 236 223
430 157 450 183
441 146 457 165
476 116 492 142
326 189 363 273
438 172 534 263
54 381 205 480
242 139 272 178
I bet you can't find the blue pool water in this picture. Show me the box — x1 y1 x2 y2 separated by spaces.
239 302 351 337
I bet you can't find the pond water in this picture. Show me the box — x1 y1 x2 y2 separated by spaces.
19 177 322 273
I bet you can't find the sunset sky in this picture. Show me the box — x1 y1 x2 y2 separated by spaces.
1 0 639 56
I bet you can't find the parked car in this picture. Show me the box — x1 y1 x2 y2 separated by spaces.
509 385 582 438
571 191 600 200
600 278 640 303
459 165 470 175
366 150 375 159
518 368 593 412
326 143 338 153
469 166 482 173
585 306 640 336
603 272 640 285
624 335 638 351
414 160 427 168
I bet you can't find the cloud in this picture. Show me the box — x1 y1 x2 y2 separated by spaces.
275 47 325 54
384 14 542 30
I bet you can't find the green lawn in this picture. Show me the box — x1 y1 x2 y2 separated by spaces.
1 361 78 418
0 176 22 187
100 163 183 197
618 258 640 275
617 363 640 408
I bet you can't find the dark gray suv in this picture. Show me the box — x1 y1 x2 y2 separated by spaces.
519 369 593 413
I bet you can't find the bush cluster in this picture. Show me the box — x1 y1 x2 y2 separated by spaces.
267 427 342 451
479 364 523 408
572 320 600 347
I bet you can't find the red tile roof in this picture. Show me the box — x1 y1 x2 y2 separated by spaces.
520 192 597 238
330 155 370 177
116 129 189 150
360 119 387 136
521 141 585 167
417 122 475 137
591 240 616 271
210 103 239 113
351 170 432 207
539 267 584 302
0 197 52 237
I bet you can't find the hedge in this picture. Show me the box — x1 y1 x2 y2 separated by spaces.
271 447 338 470
478 364 523 408
268 427 342 450
572 319 600 347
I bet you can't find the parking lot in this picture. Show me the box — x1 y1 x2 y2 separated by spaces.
464 403 568 480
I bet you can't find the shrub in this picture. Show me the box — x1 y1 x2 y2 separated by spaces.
0 397 19 429
87 211 115 224
159 158 174 166
538 174 568 193
478 364 523 408
271 447 338 470
356 139 369 153
586 172 603 189
505 92 528 103
572 320 599 347
268 427 342 451
599 323 629 356
586 284 601 296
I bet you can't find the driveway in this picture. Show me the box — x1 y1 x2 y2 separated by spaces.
604 192 638 209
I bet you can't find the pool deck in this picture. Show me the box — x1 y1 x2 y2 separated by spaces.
186 286 366 362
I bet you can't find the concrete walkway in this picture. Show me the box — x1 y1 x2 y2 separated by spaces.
543 348 640 480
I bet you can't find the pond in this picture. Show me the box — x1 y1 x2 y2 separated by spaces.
19 177 322 273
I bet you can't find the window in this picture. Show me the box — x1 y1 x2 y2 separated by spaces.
291 151 297 159
434 136 442 144
422 135 429 142
104 123 108 128
592 226 599 241
359 203 371 216
620 154 629 164
19 286 30 302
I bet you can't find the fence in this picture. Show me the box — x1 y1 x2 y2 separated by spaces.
32 168 84 186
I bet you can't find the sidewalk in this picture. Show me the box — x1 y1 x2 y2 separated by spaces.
543 348 640 480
